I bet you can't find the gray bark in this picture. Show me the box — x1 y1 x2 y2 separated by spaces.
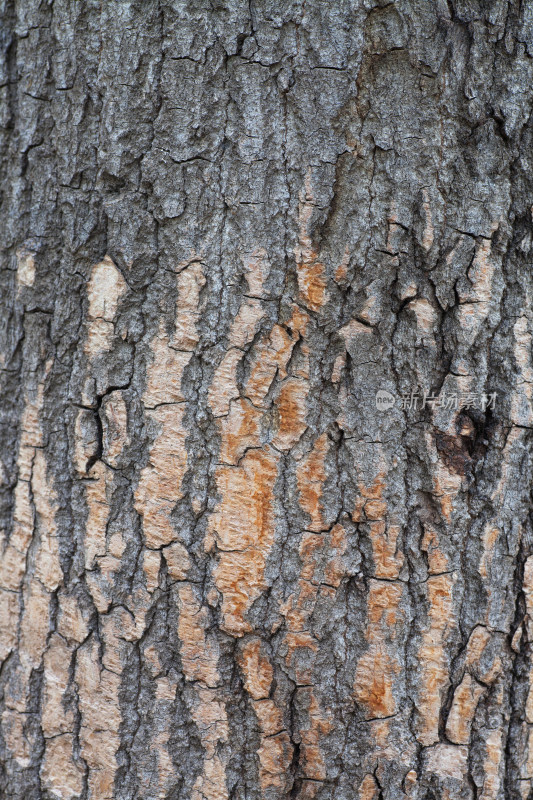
2 1 533 799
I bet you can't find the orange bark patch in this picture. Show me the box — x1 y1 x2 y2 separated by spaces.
445 673 484 744
334 247 350 284
276 524 348 782
245 324 296 406
294 174 329 312
237 635 292 791
297 433 329 532
178 583 220 688
219 397 262 465
254 699 284 736
357 472 404 579
257 732 294 791
354 580 404 719
272 377 309 450
368 521 403 580
238 638 273 700
211 448 278 636
208 297 265 417
354 645 399 719
421 526 449 574
135 405 188 548
359 773 380 800
415 573 456 746
298 688 333 781
297 257 328 312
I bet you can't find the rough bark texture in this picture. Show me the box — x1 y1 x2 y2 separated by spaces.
2 1 533 799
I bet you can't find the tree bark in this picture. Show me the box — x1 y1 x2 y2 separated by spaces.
2 1 533 799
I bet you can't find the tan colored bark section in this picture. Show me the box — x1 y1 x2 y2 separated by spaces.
134 260 234 798
58 257 130 799
135 404 188 548
237 637 292 794
510 296 533 427
244 303 308 410
16 245 36 289
101 390 129 466
76 634 121 800
272 377 309 450
279 523 348 788
208 264 345 791
358 773 380 800
78 464 123 798
478 689 505 800
295 173 329 312
0 362 84 795
0 367 50 598
424 431 463 524
40 735 84 800
208 287 295 790
84 462 128 622
424 744 468 783
210 448 279 637
135 261 205 549
219 397 263 465
352 458 405 730
208 297 265 417
178 583 221 689
177 583 229 800
296 433 328 531
456 223 499 344
415 573 456 746
208 292 306 639
354 579 404 719
520 557 533 796
445 673 484 745
41 634 84 798
82 256 127 408
352 469 404 581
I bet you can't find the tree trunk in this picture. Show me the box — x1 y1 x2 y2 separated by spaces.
2 1 533 799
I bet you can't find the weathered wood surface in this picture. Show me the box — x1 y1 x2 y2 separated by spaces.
2 1 533 798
